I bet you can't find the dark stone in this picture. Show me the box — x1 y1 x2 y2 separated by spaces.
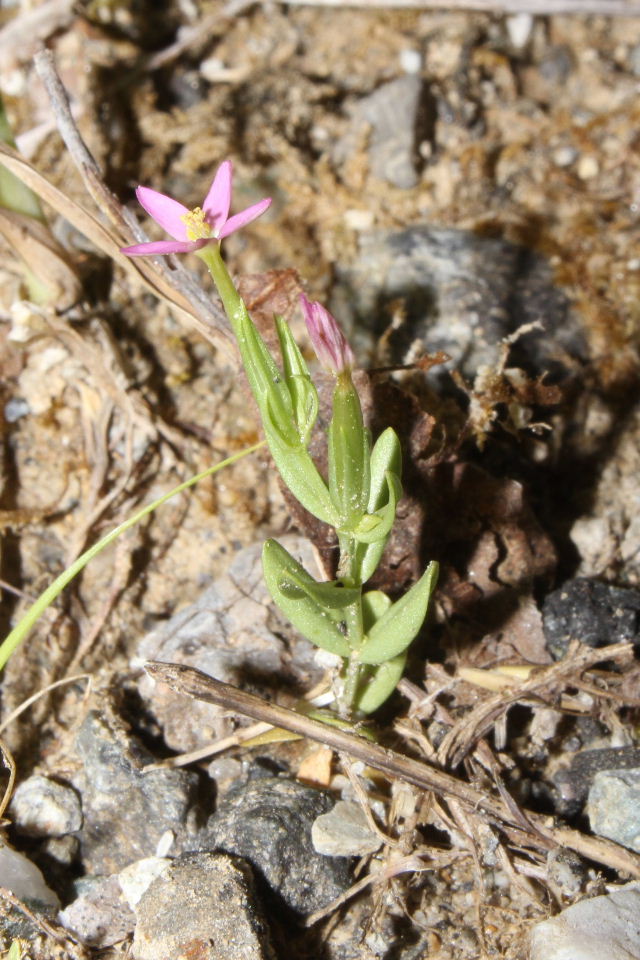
542 577 640 660
72 707 199 874
332 225 585 386
197 776 351 916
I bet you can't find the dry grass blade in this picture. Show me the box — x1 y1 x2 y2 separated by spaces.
31 49 232 353
0 739 16 825
0 137 234 355
254 0 640 13
438 642 635 767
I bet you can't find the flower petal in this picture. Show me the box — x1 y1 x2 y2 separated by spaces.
121 239 199 256
218 197 272 239
203 161 232 233
135 186 189 240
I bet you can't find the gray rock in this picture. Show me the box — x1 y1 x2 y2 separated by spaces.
132 852 275 960
58 874 135 948
312 800 382 857
10 775 82 838
542 578 640 660
552 747 640 817
340 75 431 189
136 536 323 752
72 707 198 874
530 882 640 960
198 776 351 915
0 840 59 909
588 767 640 852
332 226 583 384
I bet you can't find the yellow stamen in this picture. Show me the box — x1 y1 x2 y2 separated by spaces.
181 207 213 241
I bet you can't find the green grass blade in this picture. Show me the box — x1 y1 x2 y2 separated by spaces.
0 441 265 672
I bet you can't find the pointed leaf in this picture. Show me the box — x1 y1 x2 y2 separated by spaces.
358 561 439 665
328 373 370 529
361 590 392 632
261 404 339 526
262 539 351 658
275 315 318 444
355 652 407 714
352 428 402 582
353 471 402 544
368 428 402 511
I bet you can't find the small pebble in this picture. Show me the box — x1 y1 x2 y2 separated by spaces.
577 155 599 180
552 146 578 168
546 848 587 898
506 13 533 49
10 775 82 838
312 800 382 857
399 48 423 74
4 397 30 423
132 852 274 960
118 857 170 909
58 875 135 948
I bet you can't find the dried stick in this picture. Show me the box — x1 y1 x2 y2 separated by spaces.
31 49 233 355
0 0 74 65
243 0 640 14
144 660 640 878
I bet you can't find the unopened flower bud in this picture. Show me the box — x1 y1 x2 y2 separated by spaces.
299 294 355 374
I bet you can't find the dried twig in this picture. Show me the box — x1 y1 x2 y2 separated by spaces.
0 0 74 65
239 0 640 14
438 642 635 767
144 660 640 878
0 738 16 825
32 49 232 353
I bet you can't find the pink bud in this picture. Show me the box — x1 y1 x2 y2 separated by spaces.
299 294 355 374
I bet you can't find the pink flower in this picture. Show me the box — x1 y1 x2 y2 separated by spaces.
121 160 271 257
300 294 355 374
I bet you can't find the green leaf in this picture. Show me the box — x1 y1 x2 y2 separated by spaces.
369 428 402 507
352 471 402 544
262 539 351 658
275 316 318 444
262 402 339 526
328 372 370 530
357 561 439 665
354 652 407 714
361 589 392 632
353 428 402 582
278 575 360 613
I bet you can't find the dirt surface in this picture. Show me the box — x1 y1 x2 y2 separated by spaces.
1 1 640 958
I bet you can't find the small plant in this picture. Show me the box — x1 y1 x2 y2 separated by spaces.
122 160 438 718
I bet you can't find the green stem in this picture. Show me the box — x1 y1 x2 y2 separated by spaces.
337 532 365 717
197 244 244 334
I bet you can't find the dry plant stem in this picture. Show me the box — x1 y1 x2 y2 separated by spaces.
0 739 16 823
145 660 640 877
32 49 231 351
0 675 91 736
0 1 74 65
438 641 635 767
0 889 80 957
256 0 640 12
